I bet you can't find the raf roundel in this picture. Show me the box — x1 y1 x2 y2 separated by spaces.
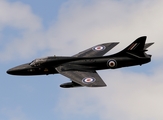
93 45 106 51
107 59 117 68
82 77 96 84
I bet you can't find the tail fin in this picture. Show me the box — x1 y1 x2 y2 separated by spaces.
114 36 147 58
122 36 146 52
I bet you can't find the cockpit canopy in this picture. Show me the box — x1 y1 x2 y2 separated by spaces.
30 57 48 67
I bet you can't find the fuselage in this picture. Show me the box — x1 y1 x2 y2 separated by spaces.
7 53 151 76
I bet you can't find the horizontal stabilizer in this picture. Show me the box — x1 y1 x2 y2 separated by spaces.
144 43 154 50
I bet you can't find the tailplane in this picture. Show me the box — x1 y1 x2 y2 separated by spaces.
144 42 154 50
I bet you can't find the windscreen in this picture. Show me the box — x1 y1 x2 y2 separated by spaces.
30 57 48 67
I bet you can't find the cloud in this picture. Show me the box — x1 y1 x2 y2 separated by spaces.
46 0 163 57
0 0 44 61
96 68 163 120
54 66 163 120
0 0 162 61
49 0 163 120
0 0 42 31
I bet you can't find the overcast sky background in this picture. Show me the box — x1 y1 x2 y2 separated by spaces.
0 0 163 120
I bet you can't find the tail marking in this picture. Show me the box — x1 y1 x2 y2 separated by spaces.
128 43 140 50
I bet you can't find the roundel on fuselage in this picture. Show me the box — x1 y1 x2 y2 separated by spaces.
107 59 117 68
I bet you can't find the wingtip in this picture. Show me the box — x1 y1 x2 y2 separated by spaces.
114 42 120 44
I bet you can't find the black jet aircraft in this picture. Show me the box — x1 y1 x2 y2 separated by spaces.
7 36 154 88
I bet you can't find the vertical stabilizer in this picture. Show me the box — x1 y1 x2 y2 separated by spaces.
122 36 146 52
113 36 147 57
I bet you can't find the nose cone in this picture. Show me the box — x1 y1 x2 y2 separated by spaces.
7 63 31 75
7 68 15 75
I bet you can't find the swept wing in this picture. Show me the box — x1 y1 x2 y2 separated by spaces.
73 42 119 57
56 66 106 87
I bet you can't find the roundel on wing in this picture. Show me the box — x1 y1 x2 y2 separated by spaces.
92 45 106 51
107 59 117 68
82 77 96 84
